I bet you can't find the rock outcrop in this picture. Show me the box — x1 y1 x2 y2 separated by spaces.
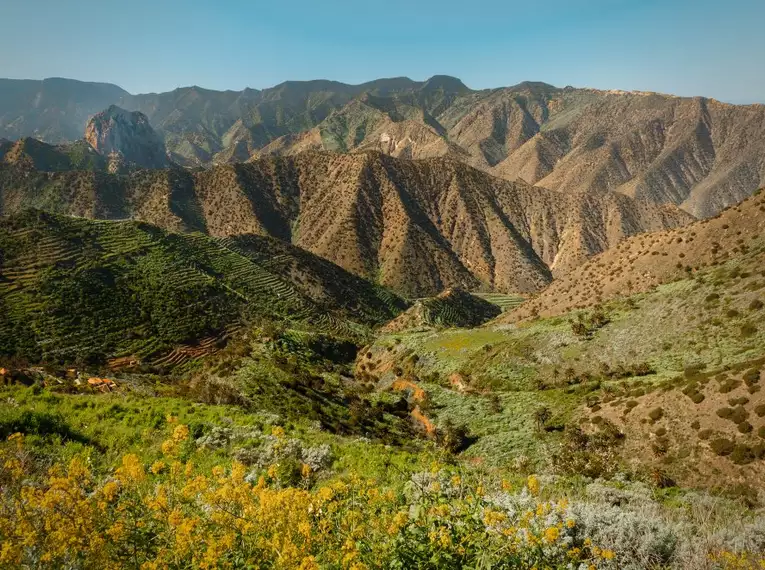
85 105 168 171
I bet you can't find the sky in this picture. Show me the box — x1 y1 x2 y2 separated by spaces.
2 0 764 103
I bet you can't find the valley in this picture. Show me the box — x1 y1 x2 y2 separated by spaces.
1 75 765 569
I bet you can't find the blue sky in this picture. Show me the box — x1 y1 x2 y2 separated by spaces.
2 0 764 102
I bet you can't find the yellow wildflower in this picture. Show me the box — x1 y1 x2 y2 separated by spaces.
544 526 560 543
527 475 540 496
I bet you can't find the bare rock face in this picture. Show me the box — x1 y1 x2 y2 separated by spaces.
85 105 168 170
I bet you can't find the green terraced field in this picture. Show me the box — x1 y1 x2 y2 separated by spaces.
471 292 525 312
0 210 406 367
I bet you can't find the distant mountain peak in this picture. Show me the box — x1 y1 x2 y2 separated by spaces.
421 75 470 93
84 105 168 171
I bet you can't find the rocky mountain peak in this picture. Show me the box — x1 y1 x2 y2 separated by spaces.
84 105 168 171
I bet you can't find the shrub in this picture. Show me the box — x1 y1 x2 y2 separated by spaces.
690 420 700 430
652 438 669 456
698 429 713 440
436 419 471 453
710 438 735 456
719 379 741 393
648 408 664 421
749 299 764 311
741 322 758 338
731 406 749 424
716 407 734 419
0 434 615 570
684 364 705 378
550 423 624 479
755 404 765 417
728 396 750 406
731 444 756 465
759 426 765 440
533 406 552 431
654 427 667 437
738 421 754 434
743 368 761 385
690 392 705 404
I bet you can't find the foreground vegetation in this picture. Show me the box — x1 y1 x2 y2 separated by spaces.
2 204 765 568
2 391 765 570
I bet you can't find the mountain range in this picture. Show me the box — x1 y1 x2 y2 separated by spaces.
1 76 764 219
0 138 692 297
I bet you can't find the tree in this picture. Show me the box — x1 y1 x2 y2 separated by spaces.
533 406 552 431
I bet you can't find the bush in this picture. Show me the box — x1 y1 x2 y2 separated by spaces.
756 404 765 418
648 408 664 421
533 406 552 431
731 406 749 423
436 419 471 453
731 444 756 465
698 429 713 440
749 299 764 311
744 368 761 385
715 408 733 420
738 421 754 434
741 322 758 338
652 438 669 456
690 392 705 404
728 396 750 406
710 438 735 456
0 434 613 570
551 423 624 479
690 420 700 430
719 378 742 393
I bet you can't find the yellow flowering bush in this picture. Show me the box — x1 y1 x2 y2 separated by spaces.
0 429 615 569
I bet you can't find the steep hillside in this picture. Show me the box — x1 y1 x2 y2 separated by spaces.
382 288 501 333
1 77 763 217
506 188 765 321
0 210 405 367
356 229 765 488
0 150 692 296
1 138 106 171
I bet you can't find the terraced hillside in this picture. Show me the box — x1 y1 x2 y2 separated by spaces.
471 292 525 312
382 288 502 333
0 210 405 366
0 149 693 297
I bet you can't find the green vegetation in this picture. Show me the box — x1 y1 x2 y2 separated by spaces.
471 292 525 312
0 211 405 367
2 192 765 567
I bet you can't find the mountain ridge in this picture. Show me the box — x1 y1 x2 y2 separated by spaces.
1 76 763 219
0 145 693 297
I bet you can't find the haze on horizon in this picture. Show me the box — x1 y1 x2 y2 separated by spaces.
2 0 764 104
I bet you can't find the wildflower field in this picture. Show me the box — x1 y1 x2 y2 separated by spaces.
2 399 765 570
